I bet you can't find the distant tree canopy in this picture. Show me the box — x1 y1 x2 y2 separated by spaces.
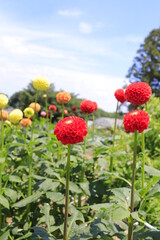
126 28 160 96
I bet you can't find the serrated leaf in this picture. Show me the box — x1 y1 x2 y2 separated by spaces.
145 165 160 177
39 179 60 192
0 194 9 209
12 191 42 208
46 192 64 203
4 188 18 203
9 175 21 183
0 230 10 240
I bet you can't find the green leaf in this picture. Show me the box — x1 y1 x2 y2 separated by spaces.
0 194 9 209
39 179 60 192
4 188 18 203
0 230 10 240
69 181 82 194
33 226 55 240
9 175 21 183
46 192 64 204
0 158 5 164
12 191 42 208
145 165 160 177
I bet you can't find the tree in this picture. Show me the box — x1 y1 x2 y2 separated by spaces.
126 28 160 96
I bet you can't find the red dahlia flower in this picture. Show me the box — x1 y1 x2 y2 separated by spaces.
80 100 97 114
72 106 77 111
54 116 87 145
114 89 126 103
48 105 57 112
125 82 152 105
123 110 149 133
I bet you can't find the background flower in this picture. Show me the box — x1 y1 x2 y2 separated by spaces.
9 109 23 124
125 82 152 105
33 76 50 91
48 105 57 112
54 116 87 145
20 118 32 127
80 100 96 114
123 110 149 133
114 89 126 103
0 110 8 121
24 107 34 118
0 94 8 109
29 102 41 113
56 92 71 104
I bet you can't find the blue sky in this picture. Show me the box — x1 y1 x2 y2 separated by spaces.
0 0 160 111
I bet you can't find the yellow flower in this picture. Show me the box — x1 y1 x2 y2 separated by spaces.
0 94 8 109
33 77 50 91
24 107 34 118
43 94 47 99
5 120 12 127
9 109 23 124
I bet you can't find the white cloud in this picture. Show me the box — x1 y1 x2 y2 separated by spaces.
58 10 82 17
79 22 93 34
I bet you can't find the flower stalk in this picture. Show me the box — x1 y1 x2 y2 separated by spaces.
63 144 71 240
128 130 137 240
109 101 118 173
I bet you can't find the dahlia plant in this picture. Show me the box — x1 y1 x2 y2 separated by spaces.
123 110 149 240
54 116 87 240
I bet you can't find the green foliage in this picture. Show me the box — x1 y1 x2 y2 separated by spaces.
0 93 160 239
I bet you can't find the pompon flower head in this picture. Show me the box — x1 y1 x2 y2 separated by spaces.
20 118 32 127
93 101 98 111
43 94 47 99
0 110 8 121
9 109 23 124
40 111 47 118
64 109 68 115
24 107 34 119
29 102 41 113
123 110 149 133
48 105 57 112
5 120 11 127
33 76 50 91
56 92 71 104
54 116 87 145
80 100 96 114
0 94 8 109
125 82 152 106
72 106 77 111
114 89 126 103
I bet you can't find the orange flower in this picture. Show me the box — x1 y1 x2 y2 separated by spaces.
20 118 32 127
29 102 41 113
0 110 8 121
64 109 68 115
56 92 71 104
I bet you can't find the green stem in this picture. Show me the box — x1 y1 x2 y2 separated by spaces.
0 109 4 231
0 164 2 231
128 130 137 240
109 102 118 173
63 144 71 240
62 103 64 119
45 97 48 121
78 114 88 207
141 131 145 188
27 157 32 219
31 91 38 140
92 113 95 158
